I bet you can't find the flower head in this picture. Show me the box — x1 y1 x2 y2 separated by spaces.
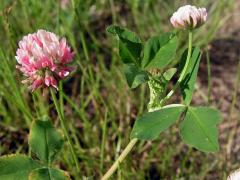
170 5 207 30
228 169 240 180
16 29 74 91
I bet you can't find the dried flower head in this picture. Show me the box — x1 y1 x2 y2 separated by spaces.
16 29 74 91
170 5 207 30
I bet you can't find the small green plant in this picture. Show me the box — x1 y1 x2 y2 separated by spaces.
0 118 70 180
0 30 76 180
102 5 221 179
0 3 224 179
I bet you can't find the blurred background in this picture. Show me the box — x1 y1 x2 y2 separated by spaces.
0 0 239 179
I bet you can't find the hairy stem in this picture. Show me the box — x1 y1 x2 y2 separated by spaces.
101 138 138 180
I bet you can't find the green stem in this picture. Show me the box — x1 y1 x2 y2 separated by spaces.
50 89 80 172
101 138 138 180
100 110 108 173
80 31 90 61
161 30 193 105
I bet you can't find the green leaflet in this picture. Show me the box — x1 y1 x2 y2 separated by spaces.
131 105 185 140
124 63 149 88
29 167 70 180
29 119 64 164
107 25 142 65
0 154 41 180
180 106 222 152
142 33 178 69
107 25 141 43
163 68 177 81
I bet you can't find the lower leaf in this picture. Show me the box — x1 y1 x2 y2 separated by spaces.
131 105 185 140
29 119 64 164
180 106 222 152
0 154 42 180
29 167 70 180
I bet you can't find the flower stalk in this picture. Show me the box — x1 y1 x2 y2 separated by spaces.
161 30 193 105
50 88 80 172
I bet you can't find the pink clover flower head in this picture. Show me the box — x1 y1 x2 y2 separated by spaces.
15 29 74 91
170 5 207 30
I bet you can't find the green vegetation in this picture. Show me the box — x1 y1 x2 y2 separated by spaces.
0 0 236 179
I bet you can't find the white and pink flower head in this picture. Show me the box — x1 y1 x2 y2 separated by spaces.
170 5 207 30
16 29 74 91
